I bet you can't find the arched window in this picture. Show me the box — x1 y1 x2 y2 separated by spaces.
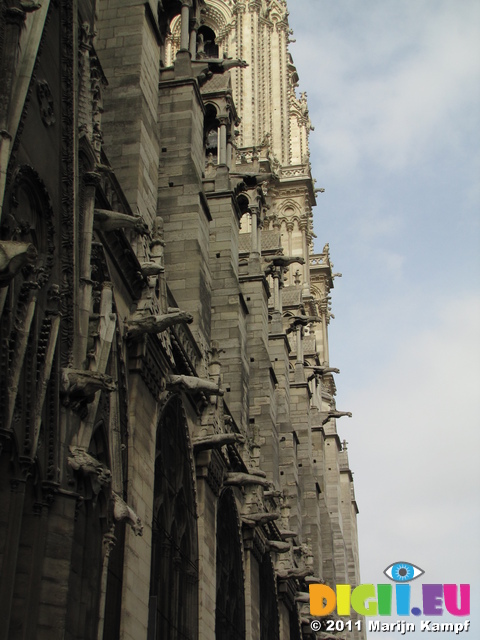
260 553 280 640
215 489 245 639
204 103 219 165
197 26 218 58
148 396 198 640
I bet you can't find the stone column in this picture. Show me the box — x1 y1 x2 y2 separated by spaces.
286 221 294 284
96 526 116 640
299 216 310 293
189 18 199 57
218 117 228 165
0 477 26 640
180 2 191 52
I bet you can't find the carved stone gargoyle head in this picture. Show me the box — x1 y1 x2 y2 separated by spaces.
61 368 117 414
0 241 37 287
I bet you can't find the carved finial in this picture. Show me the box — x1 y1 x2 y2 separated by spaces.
342 439 348 451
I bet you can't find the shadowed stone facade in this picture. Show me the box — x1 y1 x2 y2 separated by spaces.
0 1 364 638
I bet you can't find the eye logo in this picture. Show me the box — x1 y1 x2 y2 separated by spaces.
384 561 424 582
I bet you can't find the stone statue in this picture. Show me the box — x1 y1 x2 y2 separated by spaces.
126 308 193 338
165 374 223 396
112 492 143 536
193 432 245 452
0 241 37 286
94 208 149 234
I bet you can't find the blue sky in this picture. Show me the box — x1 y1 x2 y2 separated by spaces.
288 1 480 636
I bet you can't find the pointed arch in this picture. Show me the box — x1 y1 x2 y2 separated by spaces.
148 395 199 640
215 487 245 640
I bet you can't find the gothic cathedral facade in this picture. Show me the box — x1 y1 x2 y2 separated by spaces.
0 1 364 638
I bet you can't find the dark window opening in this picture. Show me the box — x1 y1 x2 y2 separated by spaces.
197 26 218 58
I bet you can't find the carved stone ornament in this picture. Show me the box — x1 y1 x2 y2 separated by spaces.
61 368 117 401
0 241 37 287
126 307 193 338
241 512 280 527
93 209 149 234
265 255 305 268
140 262 165 277
192 432 245 453
112 491 143 536
67 446 112 494
165 374 223 396
36 80 55 127
276 566 314 580
268 540 290 553
321 410 352 425
224 472 271 489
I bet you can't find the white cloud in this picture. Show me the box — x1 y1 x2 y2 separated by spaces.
344 292 480 586
292 0 480 175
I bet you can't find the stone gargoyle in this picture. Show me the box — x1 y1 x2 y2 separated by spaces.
224 472 271 489
126 308 193 339
285 315 322 334
230 171 275 194
0 241 37 287
276 566 314 580
265 255 305 269
93 208 149 234
241 512 280 527
68 446 112 493
112 491 143 536
295 592 311 603
268 540 290 553
279 530 298 540
193 432 245 453
264 489 283 498
165 374 223 396
321 410 352 425
61 368 117 402
306 366 340 382
140 262 165 277
305 575 325 585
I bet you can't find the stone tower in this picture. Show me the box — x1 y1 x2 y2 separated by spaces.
0 0 364 638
